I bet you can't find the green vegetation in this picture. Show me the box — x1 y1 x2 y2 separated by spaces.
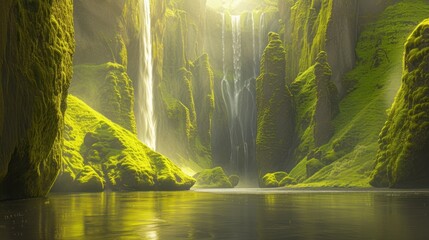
193 167 236 188
229 175 240 187
285 0 333 82
371 18 429 188
289 0 429 188
52 95 195 192
71 63 137 133
256 32 295 175
261 172 297 187
0 0 74 200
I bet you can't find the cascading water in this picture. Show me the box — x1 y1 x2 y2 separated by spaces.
259 12 266 60
221 14 257 183
136 0 157 150
251 13 258 79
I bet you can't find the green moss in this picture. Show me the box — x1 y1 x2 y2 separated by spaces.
229 175 240 187
261 171 289 188
193 167 234 188
285 0 333 82
288 0 429 188
370 19 429 188
306 158 325 178
71 63 137 134
256 32 295 175
52 95 195 192
0 0 74 200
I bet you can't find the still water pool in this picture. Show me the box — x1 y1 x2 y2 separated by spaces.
1 189 429 239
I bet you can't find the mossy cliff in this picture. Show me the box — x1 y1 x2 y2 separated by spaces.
313 51 339 146
256 33 295 176
71 63 136 133
281 0 392 94
287 0 429 187
72 0 140 133
370 19 429 188
0 0 74 199
53 96 195 192
289 51 338 164
152 0 215 172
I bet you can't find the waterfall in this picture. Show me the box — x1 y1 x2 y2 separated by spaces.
251 12 257 79
259 12 266 59
221 14 257 183
136 0 157 150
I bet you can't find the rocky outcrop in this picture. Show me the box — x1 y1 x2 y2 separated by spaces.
370 19 429 188
71 63 136 133
193 167 238 188
256 33 295 175
53 96 195 192
0 0 74 200
313 51 339 146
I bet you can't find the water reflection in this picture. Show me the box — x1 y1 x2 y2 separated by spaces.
1 191 429 239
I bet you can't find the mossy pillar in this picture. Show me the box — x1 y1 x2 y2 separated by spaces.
0 0 74 200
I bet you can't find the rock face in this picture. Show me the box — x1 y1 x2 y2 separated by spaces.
0 0 74 200
53 96 195 192
72 0 139 133
256 33 295 176
152 0 215 170
313 51 339 146
281 0 392 95
71 63 137 133
370 19 429 188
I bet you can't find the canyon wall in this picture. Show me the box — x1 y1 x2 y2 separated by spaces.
0 0 74 199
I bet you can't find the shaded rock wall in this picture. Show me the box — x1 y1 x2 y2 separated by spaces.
0 0 74 200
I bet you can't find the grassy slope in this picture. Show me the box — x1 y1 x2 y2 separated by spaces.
55 95 195 191
289 0 429 187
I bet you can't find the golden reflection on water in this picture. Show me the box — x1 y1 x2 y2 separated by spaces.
1 191 429 239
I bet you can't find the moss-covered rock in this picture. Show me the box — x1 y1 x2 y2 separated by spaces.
313 51 339 146
288 0 429 187
0 0 74 200
72 0 140 136
71 63 137 133
279 176 298 186
306 158 325 178
229 175 240 187
370 19 429 188
193 167 234 188
52 95 195 192
256 32 295 175
261 171 288 188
